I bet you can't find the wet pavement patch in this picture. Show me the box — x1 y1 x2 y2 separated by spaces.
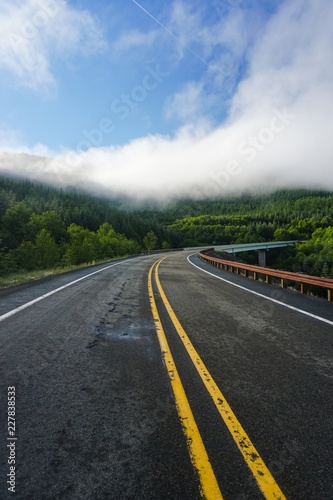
86 318 140 349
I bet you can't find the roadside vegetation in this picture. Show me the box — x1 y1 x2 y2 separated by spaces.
0 258 124 289
167 192 333 277
1 176 333 285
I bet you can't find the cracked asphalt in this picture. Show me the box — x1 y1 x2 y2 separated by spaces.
1 252 333 499
0 255 201 500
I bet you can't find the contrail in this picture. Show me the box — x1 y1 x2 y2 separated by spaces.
130 0 220 76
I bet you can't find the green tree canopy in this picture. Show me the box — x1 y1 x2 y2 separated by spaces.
143 231 158 251
2 202 33 249
27 211 67 244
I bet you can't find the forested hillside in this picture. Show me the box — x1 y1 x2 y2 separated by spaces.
0 177 172 277
1 176 333 280
167 191 333 277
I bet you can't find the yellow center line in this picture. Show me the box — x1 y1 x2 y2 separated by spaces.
148 258 223 500
155 256 286 500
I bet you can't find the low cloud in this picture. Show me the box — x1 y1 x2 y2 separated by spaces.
1 0 333 200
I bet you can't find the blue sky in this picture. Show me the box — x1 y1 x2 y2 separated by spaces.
0 0 273 149
0 0 333 199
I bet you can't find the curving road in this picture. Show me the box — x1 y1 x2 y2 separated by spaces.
0 252 333 499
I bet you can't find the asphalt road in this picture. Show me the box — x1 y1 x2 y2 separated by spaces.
1 252 333 499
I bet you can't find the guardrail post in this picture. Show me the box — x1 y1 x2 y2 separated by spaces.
280 278 286 288
266 275 270 284
300 283 305 294
328 289 332 302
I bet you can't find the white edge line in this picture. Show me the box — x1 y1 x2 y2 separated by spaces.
0 257 139 323
187 253 333 327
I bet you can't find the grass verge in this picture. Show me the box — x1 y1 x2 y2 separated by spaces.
0 257 129 290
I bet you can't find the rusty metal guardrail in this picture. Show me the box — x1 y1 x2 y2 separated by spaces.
199 250 333 302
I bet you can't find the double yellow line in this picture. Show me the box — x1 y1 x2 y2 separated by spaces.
148 256 286 500
148 258 223 499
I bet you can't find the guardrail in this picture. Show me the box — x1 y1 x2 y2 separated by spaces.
199 250 333 301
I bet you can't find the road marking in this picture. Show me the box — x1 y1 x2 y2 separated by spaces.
148 259 223 500
188 254 333 327
155 258 286 500
0 258 138 323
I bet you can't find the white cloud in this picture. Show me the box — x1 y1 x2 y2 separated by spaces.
163 1 259 124
113 29 158 53
167 1 202 58
167 0 256 74
230 0 333 118
0 0 107 89
1 0 333 200
164 81 210 121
